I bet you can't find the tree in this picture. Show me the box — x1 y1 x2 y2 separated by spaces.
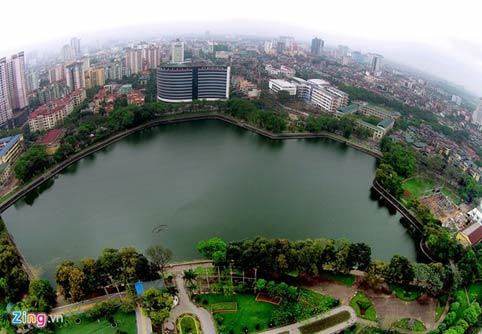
375 163 404 198
365 260 387 287
182 269 197 285
141 288 173 328
26 279 56 312
55 261 85 302
381 142 416 178
14 145 52 182
197 237 227 264
346 243 371 270
385 255 414 285
146 245 172 277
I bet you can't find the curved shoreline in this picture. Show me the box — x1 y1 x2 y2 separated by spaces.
0 112 381 213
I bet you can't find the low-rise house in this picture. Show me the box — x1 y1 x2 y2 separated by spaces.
38 129 64 155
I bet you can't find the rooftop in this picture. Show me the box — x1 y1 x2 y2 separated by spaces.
462 223 482 245
0 135 22 158
377 118 395 129
337 104 359 115
269 79 296 88
39 129 63 145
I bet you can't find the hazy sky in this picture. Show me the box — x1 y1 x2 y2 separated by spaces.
2 0 482 95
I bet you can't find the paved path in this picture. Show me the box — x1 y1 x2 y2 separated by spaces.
166 275 216 334
258 305 357 334
136 305 153 334
50 292 126 316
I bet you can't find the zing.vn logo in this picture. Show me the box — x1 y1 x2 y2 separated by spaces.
11 311 64 328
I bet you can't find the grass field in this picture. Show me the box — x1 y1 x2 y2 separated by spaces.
54 310 136 334
298 311 351 334
322 272 356 287
390 284 421 301
199 293 277 333
349 292 376 321
402 177 461 204
393 318 426 332
402 177 434 199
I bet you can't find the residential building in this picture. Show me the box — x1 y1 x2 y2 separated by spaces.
125 47 143 75
145 45 161 69
127 89 145 105
62 44 74 61
311 37 324 56
37 83 69 104
70 37 81 57
85 67 105 89
457 222 482 246
0 58 13 125
368 53 383 76
268 79 297 96
171 40 185 64
64 61 85 90
468 208 482 225
48 64 65 83
28 89 85 131
26 71 39 92
157 65 230 102
6 52 28 110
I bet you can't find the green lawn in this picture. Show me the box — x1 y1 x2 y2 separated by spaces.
402 177 461 204
390 284 421 301
298 311 351 334
322 272 356 287
199 293 277 333
177 314 202 334
349 292 376 321
402 177 434 199
393 318 426 332
53 310 136 334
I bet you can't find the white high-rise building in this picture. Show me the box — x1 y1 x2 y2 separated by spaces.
26 71 39 92
62 44 74 61
6 52 28 110
0 58 13 125
171 40 185 64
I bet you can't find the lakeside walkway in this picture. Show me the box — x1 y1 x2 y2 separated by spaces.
258 305 357 334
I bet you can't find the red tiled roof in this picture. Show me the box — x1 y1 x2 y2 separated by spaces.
468 225 482 245
29 96 70 119
39 129 63 145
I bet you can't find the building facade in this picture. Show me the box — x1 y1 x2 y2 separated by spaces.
311 37 324 56
171 40 185 64
0 59 12 125
64 61 85 90
268 79 297 96
157 65 230 102
6 52 28 110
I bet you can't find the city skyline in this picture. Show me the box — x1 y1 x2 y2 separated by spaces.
1 0 481 96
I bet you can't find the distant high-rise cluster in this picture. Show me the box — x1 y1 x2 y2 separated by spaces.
310 37 324 56
0 52 28 125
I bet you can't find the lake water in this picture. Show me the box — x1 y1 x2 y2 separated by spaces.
2 120 416 280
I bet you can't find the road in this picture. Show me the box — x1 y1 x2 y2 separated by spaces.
166 275 217 334
136 305 153 334
258 305 357 334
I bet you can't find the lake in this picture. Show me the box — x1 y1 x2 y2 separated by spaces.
2 120 417 280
